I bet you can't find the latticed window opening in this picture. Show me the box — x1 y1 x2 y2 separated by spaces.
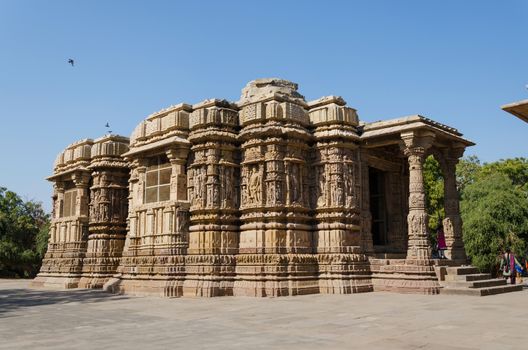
61 186 77 217
144 155 171 203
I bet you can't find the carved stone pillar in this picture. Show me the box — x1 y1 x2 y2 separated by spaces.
310 96 372 294
166 148 190 256
184 99 239 297
371 131 440 295
79 135 130 289
441 145 466 262
32 138 93 289
234 79 317 297
401 131 435 261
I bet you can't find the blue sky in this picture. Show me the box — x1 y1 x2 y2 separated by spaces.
1 0 527 211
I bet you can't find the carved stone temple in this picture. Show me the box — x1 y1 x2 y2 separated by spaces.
33 78 476 297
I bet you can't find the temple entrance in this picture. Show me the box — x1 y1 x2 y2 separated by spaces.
369 167 388 246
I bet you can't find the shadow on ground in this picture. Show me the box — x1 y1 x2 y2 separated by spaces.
0 288 129 316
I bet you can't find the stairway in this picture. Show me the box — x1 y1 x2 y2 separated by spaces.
436 266 523 296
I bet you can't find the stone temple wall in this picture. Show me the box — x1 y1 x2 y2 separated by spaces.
34 78 474 296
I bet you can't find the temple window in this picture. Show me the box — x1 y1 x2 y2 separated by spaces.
144 155 171 203
61 183 77 217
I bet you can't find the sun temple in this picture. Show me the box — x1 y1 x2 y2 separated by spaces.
33 78 482 297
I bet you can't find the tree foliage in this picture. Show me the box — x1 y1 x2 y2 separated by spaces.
424 156 528 273
0 187 49 278
423 155 444 233
461 172 528 273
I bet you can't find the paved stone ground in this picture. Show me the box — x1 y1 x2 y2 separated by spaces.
1 279 527 350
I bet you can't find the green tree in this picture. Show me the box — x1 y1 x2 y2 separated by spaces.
0 187 50 278
456 155 481 193
480 158 528 193
423 155 444 235
461 173 528 273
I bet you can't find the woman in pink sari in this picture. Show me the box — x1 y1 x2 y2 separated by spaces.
437 226 447 259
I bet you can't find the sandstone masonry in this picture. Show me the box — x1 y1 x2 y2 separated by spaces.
33 78 475 296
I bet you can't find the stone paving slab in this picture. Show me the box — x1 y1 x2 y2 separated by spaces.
1 279 527 350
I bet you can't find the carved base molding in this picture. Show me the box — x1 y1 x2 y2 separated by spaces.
30 274 81 289
370 258 441 295
182 255 236 297
317 253 373 294
233 254 319 297
109 277 185 297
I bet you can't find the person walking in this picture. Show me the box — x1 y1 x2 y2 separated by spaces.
436 226 447 259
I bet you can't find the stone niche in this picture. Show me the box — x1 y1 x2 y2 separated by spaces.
34 78 474 296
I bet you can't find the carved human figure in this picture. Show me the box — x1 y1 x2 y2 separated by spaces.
290 164 300 203
346 164 356 207
223 166 233 208
317 166 326 207
249 167 261 204
212 177 220 207
332 174 344 206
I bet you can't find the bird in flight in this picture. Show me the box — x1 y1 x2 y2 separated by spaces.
105 122 112 134
68 59 74 66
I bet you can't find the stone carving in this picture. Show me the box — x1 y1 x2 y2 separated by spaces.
248 167 261 204
33 78 474 297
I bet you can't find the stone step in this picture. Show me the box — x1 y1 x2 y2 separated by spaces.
440 284 523 296
442 278 506 289
444 273 492 282
446 266 480 275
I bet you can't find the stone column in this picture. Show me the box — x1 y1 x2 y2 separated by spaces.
441 145 467 262
309 96 371 294
32 138 93 289
79 135 130 289
234 79 317 297
167 147 190 256
401 131 435 261
184 99 239 297
72 171 91 250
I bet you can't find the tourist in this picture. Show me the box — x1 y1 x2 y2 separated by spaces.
436 226 447 259
500 248 521 285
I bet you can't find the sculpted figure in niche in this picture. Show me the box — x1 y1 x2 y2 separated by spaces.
317 166 326 207
223 166 233 208
290 164 300 203
267 183 275 205
345 164 355 208
91 191 100 221
275 182 282 204
200 168 207 206
100 188 109 221
332 174 344 206
212 177 220 207
249 167 261 204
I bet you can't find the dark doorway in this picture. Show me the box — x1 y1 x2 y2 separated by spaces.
369 167 388 246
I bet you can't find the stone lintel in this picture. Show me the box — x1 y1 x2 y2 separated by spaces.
192 99 238 111
146 103 193 121
123 136 190 158
307 95 347 109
